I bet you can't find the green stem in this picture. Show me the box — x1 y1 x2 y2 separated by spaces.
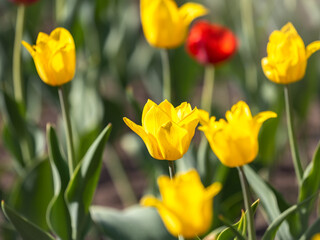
238 166 256 240
178 235 185 240
200 66 215 114
284 85 303 184
161 49 171 102
13 5 25 104
55 0 64 24
58 87 76 177
168 160 175 179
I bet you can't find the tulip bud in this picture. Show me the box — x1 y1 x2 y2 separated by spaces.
186 21 238 65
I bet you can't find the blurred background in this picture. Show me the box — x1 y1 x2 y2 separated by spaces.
1 0 320 238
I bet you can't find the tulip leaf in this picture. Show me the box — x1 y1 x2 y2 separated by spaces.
298 141 320 230
90 205 176 240
65 124 112 240
243 165 292 240
216 199 259 240
8 159 54 231
299 218 320 240
46 124 72 240
1 201 55 240
262 194 316 240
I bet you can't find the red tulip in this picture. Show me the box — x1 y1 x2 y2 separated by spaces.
186 21 238 65
11 0 39 5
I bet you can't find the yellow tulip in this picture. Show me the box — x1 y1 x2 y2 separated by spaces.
140 0 208 48
312 233 320 240
261 22 320 84
199 101 277 167
22 27 76 86
123 99 199 160
141 169 221 238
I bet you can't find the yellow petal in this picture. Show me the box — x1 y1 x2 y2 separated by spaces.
205 182 222 199
143 104 171 136
156 121 189 160
142 99 157 126
21 41 35 56
36 32 50 45
179 2 208 26
253 111 277 124
123 117 164 159
198 109 210 125
306 41 320 59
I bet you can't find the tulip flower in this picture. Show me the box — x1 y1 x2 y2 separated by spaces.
140 0 208 48
199 101 277 167
141 169 221 238
11 0 39 5
261 22 320 84
312 234 320 240
186 20 238 65
22 27 76 86
123 99 199 160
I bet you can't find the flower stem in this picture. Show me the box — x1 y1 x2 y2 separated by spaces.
13 4 25 104
284 85 303 184
168 160 175 179
161 49 171 102
58 87 76 177
55 0 64 24
238 166 256 240
200 65 215 114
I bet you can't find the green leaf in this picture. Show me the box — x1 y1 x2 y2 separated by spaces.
299 218 320 240
65 124 112 240
298 141 320 229
262 195 316 240
90 205 176 240
46 124 72 240
9 159 54 231
1 201 55 240
243 165 291 240
216 199 259 240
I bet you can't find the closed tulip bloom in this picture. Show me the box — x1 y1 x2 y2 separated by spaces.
141 169 221 238
262 22 320 84
140 0 208 48
123 99 199 160
11 0 39 5
22 28 76 86
186 21 238 65
199 101 277 167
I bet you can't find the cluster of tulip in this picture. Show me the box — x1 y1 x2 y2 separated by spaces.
3 0 320 239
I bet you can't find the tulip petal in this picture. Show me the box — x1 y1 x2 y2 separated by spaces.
123 117 163 159
157 121 189 160
36 32 50 45
253 111 277 124
21 41 35 56
306 41 320 59
141 195 182 237
179 3 208 26
198 109 210 125
142 99 157 126
158 99 177 121
205 182 222 199
143 104 172 136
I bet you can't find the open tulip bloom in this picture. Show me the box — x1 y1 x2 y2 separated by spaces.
141 169 221 238
123 99 199 161
186 20 238 65
22 27 76 86
140 0 208 48
199 101 277 167
261 22 320 84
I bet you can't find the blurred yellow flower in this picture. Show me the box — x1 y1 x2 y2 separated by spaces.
312 233 320 240
261 22 320 84
123 99 199 160
22 27 76 86
199 101 277 167
140 0 208 48
141 169 221 238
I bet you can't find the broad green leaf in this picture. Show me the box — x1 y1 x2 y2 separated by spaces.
9 159 54 231
217 199 259 240
262 195 316 240
1 201 55 240
298 141 320 230
46 124 72 240
90 205 176 240
299 218 320 240
243 165 291 240
65 124 112 240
